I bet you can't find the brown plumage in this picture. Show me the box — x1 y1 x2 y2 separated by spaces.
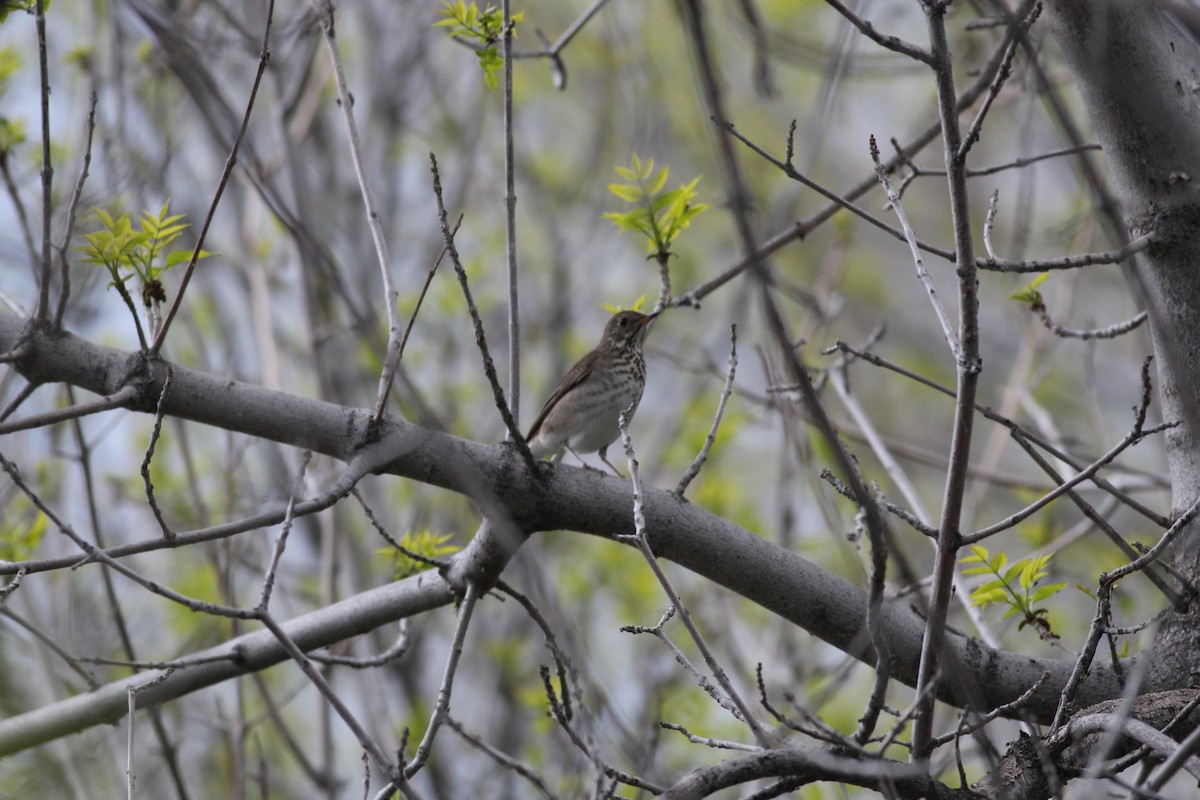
526 310 658 474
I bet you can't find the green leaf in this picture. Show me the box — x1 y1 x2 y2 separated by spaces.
1010 273 1049 305
961 545 989 564
607 183 642 203
380 530 461 580
1029 582 1068 603
647 165 669 196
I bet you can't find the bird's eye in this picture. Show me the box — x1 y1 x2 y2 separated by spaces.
618 317 628 327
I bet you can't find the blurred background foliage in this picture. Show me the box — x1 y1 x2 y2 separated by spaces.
0 0 1171 796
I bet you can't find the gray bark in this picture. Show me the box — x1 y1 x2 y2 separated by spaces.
1044 0 1200 691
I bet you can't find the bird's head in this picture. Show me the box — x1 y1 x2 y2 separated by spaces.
601 310 658 350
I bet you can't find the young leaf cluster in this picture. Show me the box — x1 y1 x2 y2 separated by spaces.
1009 272 1049 307
78 202 208 307
0 1 43 25
962 544 1068 639
605 154 709 259
600 294 647 315
434 0 525 91
0 47 25 157
379 530 461 580
0 501 46 563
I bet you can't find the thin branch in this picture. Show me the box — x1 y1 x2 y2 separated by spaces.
1053 494 1200 729
537 666 665 794
428 152 535 468
257 451 312 611
622 607 746 720
446 716 560 799
1145 704 1200 790
678 26 1036 309
312 0 402 426
929 672 1050 746
852 480 892 747
965 398 1169 542
984 191 1152 273
0 606 98 688
675 324 737 496
831 341 1172 528
308 621 410 669
899 141 1101 180
821 470 937 539
1057 712 1200 783
150 0 274 354
719 119 956 264
619 408 774 749
404 581 481 778
0 384 140 435
371 216 459 423
34 0 52 321
820 0 934 64
870 134 960 359
956 2 1039 162
255 611 405 791
1006 429 1181 605
1033 304 1148 340
0 381 38 424
502 0 521 434
662 721 760 752
140 365 176 539
53 91 98 329
911 0 983 759
0 141 39 284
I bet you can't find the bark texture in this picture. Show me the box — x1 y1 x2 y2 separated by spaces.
1044 0 1200 691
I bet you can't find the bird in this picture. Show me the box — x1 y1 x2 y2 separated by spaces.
525 310 658 475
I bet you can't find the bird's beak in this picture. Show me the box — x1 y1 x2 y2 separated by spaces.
639 311 660 326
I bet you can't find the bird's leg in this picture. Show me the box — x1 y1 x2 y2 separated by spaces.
566 445 608 475
597 446 625 479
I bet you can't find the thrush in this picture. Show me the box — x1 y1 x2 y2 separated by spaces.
526 310 658 474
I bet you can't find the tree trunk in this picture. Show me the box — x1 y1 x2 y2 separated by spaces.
1045 0 1200 689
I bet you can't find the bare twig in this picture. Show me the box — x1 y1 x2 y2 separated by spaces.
312 0 402 426
870 134 960 363
125 669 174 800
308 621 410 669
981 189 1155 272
678 26 1037 310
446 716 560 799
150 0 275 354
140 365 176 539
965 386 1169 543
821 0 934 64
257 452 312 611
0 384 139 436
34 0 52 321
405 581 481 778
910 0 984 759
618 409 774 749
428 152 535 468
662 722 760 752
371 216 461 423
1033 304 1148 340
1053 494 1200 729
831 341 1172 528
957 3 1040 161
256 611 407 793
502 0 522 433
622 607 745 719
929 672 1050 746
53 91 98 329
675 324 737 496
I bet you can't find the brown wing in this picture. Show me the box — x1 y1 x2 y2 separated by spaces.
525 350 598 440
